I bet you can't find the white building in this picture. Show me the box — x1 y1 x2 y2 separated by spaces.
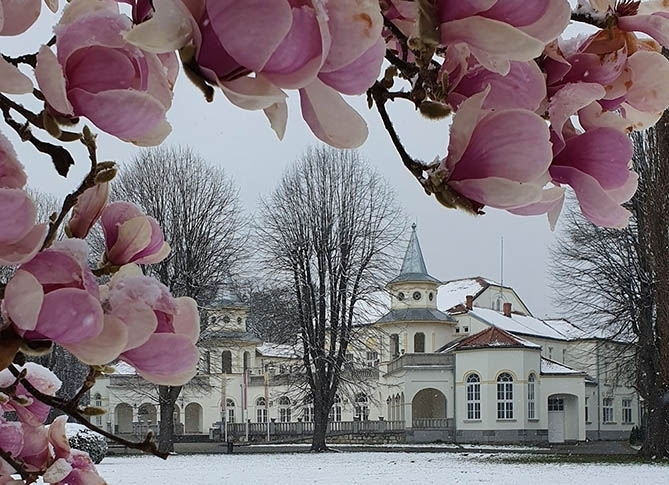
91 226 640 444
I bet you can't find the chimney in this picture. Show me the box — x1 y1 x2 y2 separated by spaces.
503 302 512 317
465 295 473 310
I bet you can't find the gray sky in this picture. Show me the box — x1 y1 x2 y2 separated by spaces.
5 7 563 319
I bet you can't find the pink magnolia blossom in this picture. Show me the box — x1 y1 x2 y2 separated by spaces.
34 0 177 145
2 240 104 355
100 201 170 266
104 267 200 385
437 0 571 74
0 132 47 265
0 0 54 36
44 416 105 485
0 363 61 426
65 182 109 239
431 88 554 211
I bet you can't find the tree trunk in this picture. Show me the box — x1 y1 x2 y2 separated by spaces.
158 385 182 453
311 408 329 452
640 389 669 458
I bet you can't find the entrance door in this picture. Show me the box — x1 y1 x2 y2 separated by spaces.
548 397 565 443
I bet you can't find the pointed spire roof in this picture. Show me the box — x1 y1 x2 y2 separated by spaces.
388 224 441 285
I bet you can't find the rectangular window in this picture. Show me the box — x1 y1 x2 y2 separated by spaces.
329 405 342 422
366 351 378 367
466 375 481 420
585 397 590 423
257 408 267 423
548 397 564 411
622 399 633 424
497 374 514 420
603 398 614 423
527 377 536 420
280 407 291 422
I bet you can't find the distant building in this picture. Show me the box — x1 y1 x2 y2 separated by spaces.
91 225 639 444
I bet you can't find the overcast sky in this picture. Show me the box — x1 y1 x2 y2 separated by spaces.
4 7 572 319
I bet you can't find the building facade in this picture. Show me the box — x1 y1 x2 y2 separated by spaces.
91 226 640 444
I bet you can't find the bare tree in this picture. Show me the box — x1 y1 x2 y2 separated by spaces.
551 114 669 457
257 146 404 451
112 145 247 452
245 282 301 344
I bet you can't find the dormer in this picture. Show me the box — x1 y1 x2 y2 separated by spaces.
387 224 441 311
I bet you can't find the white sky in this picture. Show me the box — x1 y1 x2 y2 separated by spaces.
3 6 576 320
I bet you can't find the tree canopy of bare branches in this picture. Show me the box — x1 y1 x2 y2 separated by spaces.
551 114 669 458
112 145 247 452
257 146 404 451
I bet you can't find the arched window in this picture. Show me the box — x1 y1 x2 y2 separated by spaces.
466 374 481 420
414 332 425 353
243 351 250 372
497 373 514 419
329 395 342 422
527 373 536 420
390 334 400 359
256 397 267 423
279 396 292 422
222 350 232 374
354 393 369 421
226 398 235 423
302 395 314 422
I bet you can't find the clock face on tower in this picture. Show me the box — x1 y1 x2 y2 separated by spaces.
413 291 422 301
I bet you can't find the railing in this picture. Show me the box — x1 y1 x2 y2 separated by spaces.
412 418 452 429
210 420 407 441
387 353 454 374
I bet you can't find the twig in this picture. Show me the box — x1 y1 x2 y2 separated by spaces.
7 364 170 460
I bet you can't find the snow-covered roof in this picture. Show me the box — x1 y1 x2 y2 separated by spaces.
540 357 583 375
544 318 635 343
256 343 301 360
445 326 540 352
470 308 568 341
112 361 136 375
375 307 455 324
543 319 587 340
437 277 495 311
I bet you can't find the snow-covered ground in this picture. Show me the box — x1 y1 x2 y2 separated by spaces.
96 452 668 485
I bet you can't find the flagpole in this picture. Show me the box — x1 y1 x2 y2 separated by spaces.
265 370 270 442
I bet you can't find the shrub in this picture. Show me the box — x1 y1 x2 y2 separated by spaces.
66 423 108 464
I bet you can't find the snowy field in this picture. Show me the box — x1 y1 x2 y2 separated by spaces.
95 452 668 485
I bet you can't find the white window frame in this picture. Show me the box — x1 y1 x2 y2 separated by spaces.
603 397 614 423
497 373 514 420
527 374 536 420
466 373 481 420
622 399 633 424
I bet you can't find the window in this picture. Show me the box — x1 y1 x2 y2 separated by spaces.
548 397 564 411
329 395 342 422
397 292 405 301
527 374 536 420
466 374 481 420
585 397 590 423
412 291 422 301
463 326 468 333
243 351 250 371
222 350 232 374
455 327 460 334
414 332 425 353
279 397 292 422
497 373 514 419
548 347 553 360
354 393 370 421
94 393 103 426
622 399 633 424
200 351 211 374
226 399 235 423
365 351 378 367
603 398 614 423
303 395 314 422
390 334 400 359
256 397 267 423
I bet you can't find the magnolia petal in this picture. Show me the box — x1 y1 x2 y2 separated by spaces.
123 0 194 53
548 83 606 142
550 166 633 228
619 13 669 48
44 0 59 13
0 223 47 266
0 0 41 36
47 415 70 458
484 0 571 43
0 57 32 94
0 131 27 189
620 102 663 131
173 297 200 344
508 186 566 231
68 88 168 144
3 270 44 333
0 189 38 244
66 314 128 365
455 110 552 182
220 76 287 111
35 45 74 116
43 458 72 484
626 50 669 113
319 37 385 95
299 79 368 149
36 288 103 344
134 241 170 265
264 101 288 140
444 88 489 173
113 300 159 352
449 176 545 210
205 0 293 72
66 182 109 239
122 334 199 385
578 101 633 133
107 216 153 265
440 17 545 75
